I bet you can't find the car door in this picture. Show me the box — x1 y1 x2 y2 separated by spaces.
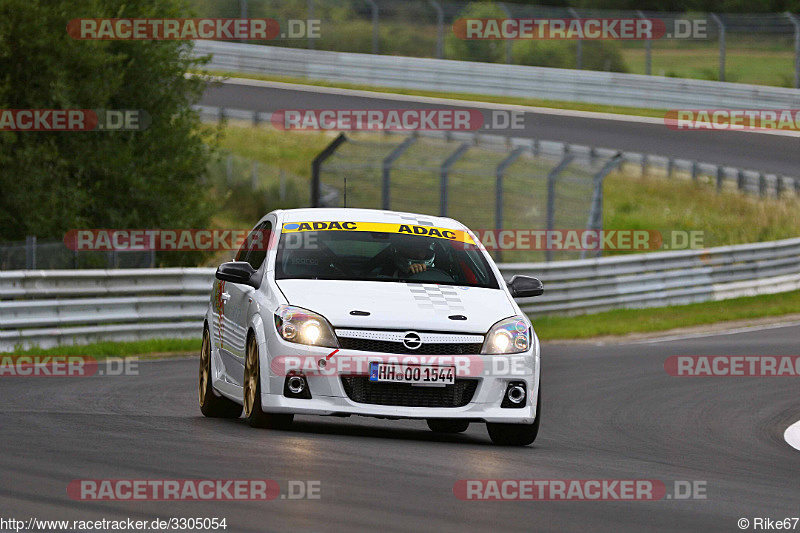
222 220 272 387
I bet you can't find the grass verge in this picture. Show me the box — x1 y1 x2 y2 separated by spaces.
6 338 199 358
534 289 800 341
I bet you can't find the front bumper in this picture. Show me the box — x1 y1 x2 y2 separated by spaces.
260 340 540 424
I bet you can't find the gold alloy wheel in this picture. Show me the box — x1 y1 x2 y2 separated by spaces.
199 329 210 407
243 338 258 418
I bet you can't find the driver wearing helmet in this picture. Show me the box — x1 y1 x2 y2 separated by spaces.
390 237 436 275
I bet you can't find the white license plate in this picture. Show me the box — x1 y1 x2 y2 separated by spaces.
369 362 455 385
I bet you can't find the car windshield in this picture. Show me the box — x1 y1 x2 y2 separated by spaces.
275 226 500 289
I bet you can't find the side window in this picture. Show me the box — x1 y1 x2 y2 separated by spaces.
242 221 271 270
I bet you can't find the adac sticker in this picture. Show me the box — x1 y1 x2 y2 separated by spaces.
282 221 475 244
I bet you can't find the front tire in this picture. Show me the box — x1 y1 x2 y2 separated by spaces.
199 327 242 418
427 419 469 433
243 334 293 430
486 386 541 446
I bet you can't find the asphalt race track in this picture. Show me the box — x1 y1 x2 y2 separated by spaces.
201 81 800 177
2 324 798 532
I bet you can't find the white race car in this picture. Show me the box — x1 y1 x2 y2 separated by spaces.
199 208 544 445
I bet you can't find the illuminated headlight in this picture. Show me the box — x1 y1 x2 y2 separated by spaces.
481 316 531 355
274 305 338 348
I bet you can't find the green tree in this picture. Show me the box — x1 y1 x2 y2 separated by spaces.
0 0 215 266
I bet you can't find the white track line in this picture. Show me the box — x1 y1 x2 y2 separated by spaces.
785 420 800 451
220 77 800 138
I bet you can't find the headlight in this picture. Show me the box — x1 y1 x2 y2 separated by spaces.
274 305 339 348
481 316 530 355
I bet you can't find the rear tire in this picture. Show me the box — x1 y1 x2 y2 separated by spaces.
487 386 541 446
199 327 243 418
243 334 294 430
426 419 469 433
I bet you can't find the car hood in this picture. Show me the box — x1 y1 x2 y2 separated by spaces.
275 279 515 333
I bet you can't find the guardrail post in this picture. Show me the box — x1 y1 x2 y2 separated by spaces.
777 175 785 198
498 3 513 64
381 135 416 210
637 10 651 75
311 133 348 207
641 154 647 177
428 0 444 59
716 165 724 192
583 153 623 259
710 13 726 82
691 160 699 182
365 0 379 54
795 177 800 197
666 157 673 179
494 147 526 262
786 13 800 88
25 235 36 269
569 8 583 69
758 172 766 197
439 143 471 216
545 154 575 262
737 169 745 190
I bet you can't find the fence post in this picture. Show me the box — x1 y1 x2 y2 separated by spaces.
381 135 416 210
545 154 575 262
666 157 673 179
569 7 583 69
494 147 525 262
637 10 651 75
583 153 623 259
498 3 513 64
786 13 800 88
311 133 348 207
691 160 699 182
308 0 315 50
365 0 379 54
439 143 471 216
239 0 248 43
716 165 724 192
710 13 726 82
428 0 444 59
25 235 36 269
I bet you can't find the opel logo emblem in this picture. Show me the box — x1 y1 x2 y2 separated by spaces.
403 332 422 350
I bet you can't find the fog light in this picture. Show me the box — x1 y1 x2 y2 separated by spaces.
287 376 305 394
501 381 526 409
283 374 311 399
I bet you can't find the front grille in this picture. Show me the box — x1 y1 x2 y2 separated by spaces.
341 377 478 407
337 337 482 355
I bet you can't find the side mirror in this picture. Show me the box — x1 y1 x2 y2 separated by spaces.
215 261 260 288
507 275 544 298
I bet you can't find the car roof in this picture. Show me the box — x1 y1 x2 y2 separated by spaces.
278 208 467 231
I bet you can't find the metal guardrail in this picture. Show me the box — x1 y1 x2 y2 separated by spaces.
193 41 800 110
3 238 800 351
